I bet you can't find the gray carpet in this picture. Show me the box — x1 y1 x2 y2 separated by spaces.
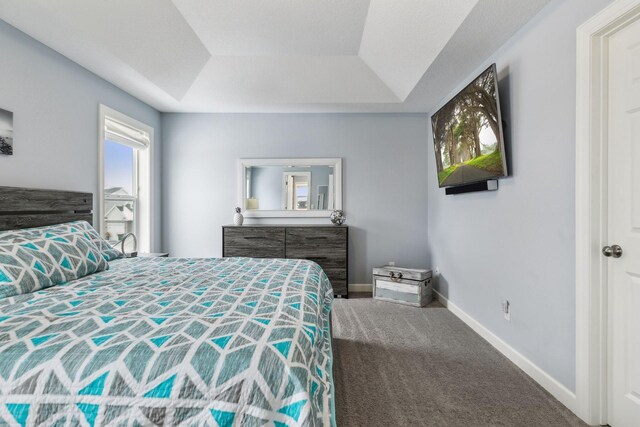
331 294 586 427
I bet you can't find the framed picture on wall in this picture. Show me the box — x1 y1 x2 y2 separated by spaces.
0 108 13 156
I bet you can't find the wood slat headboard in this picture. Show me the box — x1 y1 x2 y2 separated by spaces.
0 186 93 231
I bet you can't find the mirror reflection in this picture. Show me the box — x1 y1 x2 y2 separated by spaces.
245 165 335 211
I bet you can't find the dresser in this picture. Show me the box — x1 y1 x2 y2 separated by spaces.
222 225 348 298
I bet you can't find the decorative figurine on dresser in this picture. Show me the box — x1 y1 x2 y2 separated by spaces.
330 210 346 225
233 207 244 226
222 225 349 298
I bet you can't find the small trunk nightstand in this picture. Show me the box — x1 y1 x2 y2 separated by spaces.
373 266 432 307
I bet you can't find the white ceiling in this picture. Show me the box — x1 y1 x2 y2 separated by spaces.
173 0 372 56
0 0 551 113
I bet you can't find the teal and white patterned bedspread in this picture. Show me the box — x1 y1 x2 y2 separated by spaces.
0 257 335 426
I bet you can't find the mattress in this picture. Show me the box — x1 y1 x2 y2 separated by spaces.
0 257 335 426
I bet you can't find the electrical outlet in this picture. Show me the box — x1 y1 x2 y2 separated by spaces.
502 300 511 321
388 261 395 266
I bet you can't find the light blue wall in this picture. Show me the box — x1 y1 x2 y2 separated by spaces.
427 0 612 392
0 20 163 250
161 113 430 284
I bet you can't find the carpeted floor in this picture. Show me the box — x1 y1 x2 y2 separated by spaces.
331 294 586 427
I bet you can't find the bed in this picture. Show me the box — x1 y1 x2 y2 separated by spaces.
0 187 335 426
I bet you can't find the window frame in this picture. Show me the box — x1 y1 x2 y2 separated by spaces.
98 105 154 252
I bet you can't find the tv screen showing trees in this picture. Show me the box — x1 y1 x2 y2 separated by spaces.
431 64 507 188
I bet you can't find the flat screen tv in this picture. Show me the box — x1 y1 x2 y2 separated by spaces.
431 63 507 188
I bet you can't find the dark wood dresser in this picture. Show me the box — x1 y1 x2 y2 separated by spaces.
222 225 348 298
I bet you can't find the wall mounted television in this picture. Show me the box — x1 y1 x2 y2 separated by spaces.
431 63 507 188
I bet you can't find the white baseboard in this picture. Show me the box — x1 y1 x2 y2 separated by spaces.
433 290 578 416
348 283 373 292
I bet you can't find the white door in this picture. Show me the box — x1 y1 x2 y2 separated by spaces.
607 16 640 427
284 175 294 209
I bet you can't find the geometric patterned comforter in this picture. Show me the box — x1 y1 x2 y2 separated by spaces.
0 257 335 426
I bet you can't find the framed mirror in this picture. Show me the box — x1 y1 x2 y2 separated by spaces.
238 158 342 217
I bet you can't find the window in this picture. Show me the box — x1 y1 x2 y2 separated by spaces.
104 140 137 245
99 106 153 253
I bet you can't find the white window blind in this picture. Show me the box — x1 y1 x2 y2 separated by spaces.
104 117 150 150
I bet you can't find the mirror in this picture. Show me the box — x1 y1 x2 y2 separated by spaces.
239 158 342 217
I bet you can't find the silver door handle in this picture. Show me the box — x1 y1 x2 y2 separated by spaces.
602 245 623 258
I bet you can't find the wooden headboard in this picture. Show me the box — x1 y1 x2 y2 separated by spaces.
0 186 93 231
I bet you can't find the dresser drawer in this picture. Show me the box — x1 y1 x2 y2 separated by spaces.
312 266 346 296
223 227 285 258
223 246 285 258
285 247 347 270
285 227 347 297
287 250 347 297
324 267 346 284
286 227 347 249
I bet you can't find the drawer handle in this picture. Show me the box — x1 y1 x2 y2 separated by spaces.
244 236 267 240
306 256 328 260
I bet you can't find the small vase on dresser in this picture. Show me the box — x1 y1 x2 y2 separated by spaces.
233 207 244 226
